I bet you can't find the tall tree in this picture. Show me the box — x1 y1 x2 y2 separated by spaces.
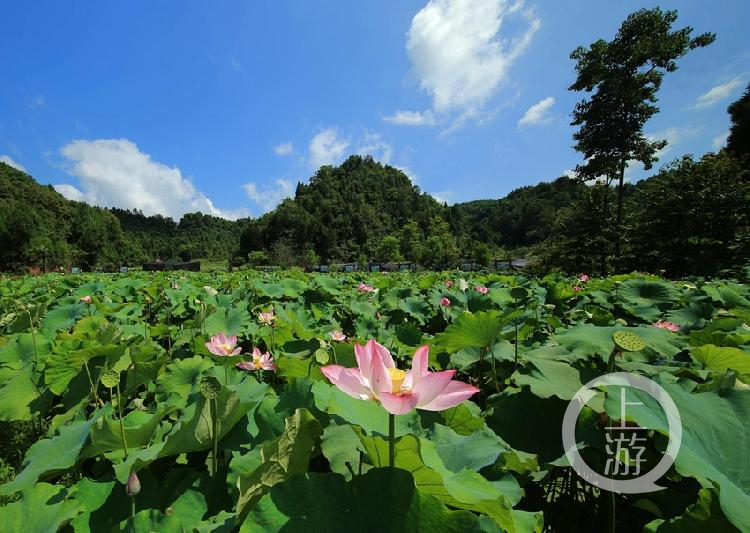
727 83 750 163
569 8 714 271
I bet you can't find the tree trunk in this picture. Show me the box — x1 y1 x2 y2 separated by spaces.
614 164 625 273
600 179 610 276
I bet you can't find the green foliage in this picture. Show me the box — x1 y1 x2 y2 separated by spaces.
0 269 747 531
727 82 750 163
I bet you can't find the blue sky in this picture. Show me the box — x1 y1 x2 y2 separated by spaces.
1 0 748 219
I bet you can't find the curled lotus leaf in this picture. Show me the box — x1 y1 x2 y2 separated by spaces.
510 287 529 300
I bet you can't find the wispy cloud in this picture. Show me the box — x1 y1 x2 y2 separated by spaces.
53 138 247 220
243 179 294 213
692 77 745 109
518 96 555 126
383 110 436 126
309 127 350 168
230 56 242 71
0 154 26 172
27 95 47 111
273 142 294 156
712 130 729 151
356 132 393 164
430 189 455 205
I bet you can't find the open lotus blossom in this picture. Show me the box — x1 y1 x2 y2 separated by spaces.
329 330 347 342
444 279 453 288
237 347 276 371
573 285 583 292
578 274 591 282
440 297 451 307
321 340 479 415
653 320 680 332
475 286 489 294
258 310 276 325
205 332 242 356
358 283 376 293
80 295 93 304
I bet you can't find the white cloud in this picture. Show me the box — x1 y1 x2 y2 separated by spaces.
52 183 86 201
403 0 540 121
309 127 350 169
356 132 393 164
0 154 26 172
396 165 419 184
622 125 700 182
53 138 246 220
518 96 555 126
243 179 294 214
273 142 294 156
693 77 745 109
383 110 436 126
712 130 730 151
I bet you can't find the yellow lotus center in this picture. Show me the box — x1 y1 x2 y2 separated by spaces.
252 355 263 369
388 368 406 393
218 343 233 353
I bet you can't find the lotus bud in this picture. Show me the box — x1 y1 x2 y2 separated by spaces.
126 471 141 496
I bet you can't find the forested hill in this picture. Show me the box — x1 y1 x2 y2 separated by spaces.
0 162 246 270
451 176 590 248
239 156 453 265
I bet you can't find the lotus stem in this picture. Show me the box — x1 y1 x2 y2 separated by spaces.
488 343 500 393
83 360 103 407
332 344 338 365
25 308 38 366
388 412 395 469
116 382 128 459
210 397 218 477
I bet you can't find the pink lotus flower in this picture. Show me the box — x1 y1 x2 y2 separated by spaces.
205 332 242 356
321 340 479 415
358 283 376 293
573 285 583 293
474 286 489 295
653 320 680 333
329 330 347 342
578 274 590 282
444 280 453 288
237 347 276 371
440 297 451 307
126 471 141 496
80 295 92 304
258 310 276 325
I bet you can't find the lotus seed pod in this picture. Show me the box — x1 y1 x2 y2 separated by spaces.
100 370 120 388
314 349 330 365
612 331 646 352
199 376 221 400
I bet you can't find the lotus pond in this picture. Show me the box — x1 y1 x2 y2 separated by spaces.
0 270 748 532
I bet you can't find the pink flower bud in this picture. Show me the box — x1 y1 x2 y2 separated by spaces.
126 471 141 496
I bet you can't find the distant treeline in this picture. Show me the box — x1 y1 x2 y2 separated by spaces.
1 86 748 277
